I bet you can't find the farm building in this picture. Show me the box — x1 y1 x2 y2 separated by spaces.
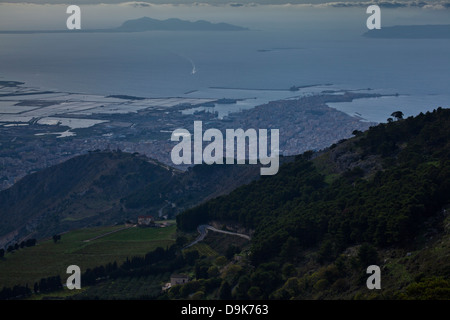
170 274 190 286
137 215 155 227
162 274 190 291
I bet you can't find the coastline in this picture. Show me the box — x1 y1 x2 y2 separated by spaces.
0 79 384 191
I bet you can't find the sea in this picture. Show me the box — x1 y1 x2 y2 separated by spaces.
0 3 449 123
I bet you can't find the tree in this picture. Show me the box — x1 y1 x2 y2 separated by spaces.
391 111 404 121
195 261 210 280
280 237 300 262
214 256 227 267
191 291 205 300
302 150 314 160
0 248 4 258
282 263 297 279
219 281 232 300
235 275 251 299
7 246 13 253
358 243 379 266
207 266 220 278
53 234 61 244
318 240 334 264
225 245 240 260
247 286 262 299
25 239 36 247
185 250 200 265
176 236 188 248
39 278 48 293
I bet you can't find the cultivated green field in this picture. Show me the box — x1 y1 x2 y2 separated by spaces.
189 243 218 257
0 224 176 288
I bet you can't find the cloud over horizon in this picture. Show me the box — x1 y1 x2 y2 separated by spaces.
1 0 450 9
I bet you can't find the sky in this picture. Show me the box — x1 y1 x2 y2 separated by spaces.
0 1 448 31
0 0 449 6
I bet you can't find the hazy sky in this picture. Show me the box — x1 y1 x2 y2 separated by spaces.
1 0 449 5
0 1 449 30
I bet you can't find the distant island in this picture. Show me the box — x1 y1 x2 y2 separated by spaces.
0 17 248 34
364 24 450 39
117 17 247 32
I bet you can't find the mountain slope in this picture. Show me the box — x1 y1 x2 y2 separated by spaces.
0 151 173 246
1 109 448 300
178 108 450 258
177 108 450 299
0 151 267 248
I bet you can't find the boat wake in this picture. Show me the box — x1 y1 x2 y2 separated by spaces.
176 53 197 75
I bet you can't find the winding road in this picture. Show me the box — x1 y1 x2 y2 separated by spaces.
184 224 250 249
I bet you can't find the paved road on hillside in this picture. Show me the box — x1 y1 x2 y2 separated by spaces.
184 224 250 249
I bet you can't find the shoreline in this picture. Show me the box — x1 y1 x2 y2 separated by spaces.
0 78 385 192
2 78 447 192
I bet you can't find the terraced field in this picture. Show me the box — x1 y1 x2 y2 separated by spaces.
0 224 176 288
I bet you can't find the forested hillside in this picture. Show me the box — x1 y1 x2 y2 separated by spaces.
1 108 449 300
175 108 450 298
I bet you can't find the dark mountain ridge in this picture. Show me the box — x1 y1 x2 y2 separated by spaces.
0 17 247 34
117 17 248 31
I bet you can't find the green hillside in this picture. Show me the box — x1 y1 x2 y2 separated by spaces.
175 108 450 299
0 151 175 245
0 150 265 249
0 224 176 289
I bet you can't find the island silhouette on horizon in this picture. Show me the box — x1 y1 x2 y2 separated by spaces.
0 16 248 34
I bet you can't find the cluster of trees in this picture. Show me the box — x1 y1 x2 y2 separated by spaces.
163 249 237 300
271 243 381 299
0 239 37 257
3 238 235 299
0 242 188 300
80 244 187 288
401 277 450 300
73 273 171 300
165 257 287 300
76 243 242 300
33 276 63 294
167 277 222 300
178 108 450 267
0 275 63 300
177 156 325 233
0 285 31 300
